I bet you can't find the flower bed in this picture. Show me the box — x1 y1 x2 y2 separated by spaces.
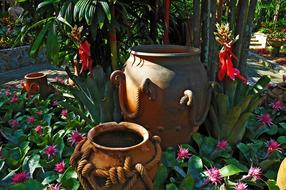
0 83 90 190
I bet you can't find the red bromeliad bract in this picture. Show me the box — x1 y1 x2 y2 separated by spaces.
79 41 93 76
218 44 246 83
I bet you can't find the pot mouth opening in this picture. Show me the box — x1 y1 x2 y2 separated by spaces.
278 82 286 89
130 45 200 57
25 72 46 79
88 122 149 150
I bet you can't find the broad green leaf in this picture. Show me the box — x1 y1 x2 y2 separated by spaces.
41 171 58 185
8 179 44 190
266 179 280 190
153 164 168 190
220 164 243 177
57 16 72 28
30 22 51 57
28 154 42 176
37 0 60 10
179 175 194 190
46 22 59 64
187 155 203 176
166 183 178 190
99 1 111 22
279 122 286 130
278 136 286 144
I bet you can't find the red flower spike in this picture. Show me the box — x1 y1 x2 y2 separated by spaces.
218 44 246 82
79 41 93 76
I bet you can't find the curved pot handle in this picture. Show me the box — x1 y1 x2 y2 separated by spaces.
111 70 152 119
179 84 212 126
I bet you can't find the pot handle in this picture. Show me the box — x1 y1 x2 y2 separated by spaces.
179 84 212 126
111 70 150 119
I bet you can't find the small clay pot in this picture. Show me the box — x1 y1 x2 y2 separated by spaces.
70 122 162 190
22 72 54 98
267 82 286 111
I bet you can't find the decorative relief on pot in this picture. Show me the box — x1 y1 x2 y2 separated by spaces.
70 122 161 190
111 45 211 148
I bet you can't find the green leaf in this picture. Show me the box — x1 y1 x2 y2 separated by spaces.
179 175 194 190
279 122 286 130
153 164 168 190
278 136 286 144
41 171 58 185
30 21 51 57
46 22 59 64
166 183 178 190
220 164 243 177
29 154 42 175
37 0 60 10
99 1 111 22
8 179 44 190
187 155 203 175
57 16 72 28
266 179 280 190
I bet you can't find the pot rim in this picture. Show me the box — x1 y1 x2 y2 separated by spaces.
25 72 46 79
130 45 200 57
88 122 149 151
278 82 286 90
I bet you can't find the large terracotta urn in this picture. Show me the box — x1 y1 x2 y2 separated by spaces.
111 45 211 148
277 158 286 190
70 122 161 190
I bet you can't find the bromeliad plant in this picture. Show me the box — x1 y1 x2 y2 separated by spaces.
0 84 91 190
154 132 282 190
204 23 271 145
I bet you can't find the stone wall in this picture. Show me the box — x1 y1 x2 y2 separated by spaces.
0 45 47 73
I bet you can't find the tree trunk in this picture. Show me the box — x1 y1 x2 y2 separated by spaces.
228 0 237 35
239 0 258 75
193 0 201 48
163 0 170 44
233 0 249 69
149 0 159 43
216 0 224 22
201 0 217 81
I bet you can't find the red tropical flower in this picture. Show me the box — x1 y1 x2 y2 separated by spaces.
54 161 65 173
69 129 84 145
11 171 29 184
44 145 57 158
267 139 282 154
79 41 93 76
216 139 229 150
176 145 191 160
35 125 43 135
218 44 246 82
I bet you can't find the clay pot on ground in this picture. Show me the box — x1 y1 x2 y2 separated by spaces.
70 122 161 190
22 72 55 98
111 45 211 148
267 82 286 112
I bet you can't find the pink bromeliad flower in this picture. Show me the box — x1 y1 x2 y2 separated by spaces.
246 166 262 180
271 100 284 111
176 145 191 160
35 125 43 135
205 167 222 185
54 161 65 173
11 171 29 184
61 109 68 118
48 183 61 190
9 119 20 128
257 113 273 126
10 94 18 103
36 111 43 115
5 90 11 96
216 139 229 150
44 145 57 158
267 139 282 154
235 182 248 190
69 129 84 145
27 116 35 124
